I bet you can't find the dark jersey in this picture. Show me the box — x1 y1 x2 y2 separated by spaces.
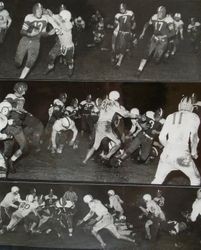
115 10 134 32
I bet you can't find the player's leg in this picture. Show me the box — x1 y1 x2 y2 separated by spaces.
111 31 118 65
102 132 122 160
0 153 7 179
15 37 28 68
145 219 153 239
120 135 141 161
179 161 201 185
107 223 135 243
6 214 21 232
140 138 153 163
116 32 126 67
69 122 78 146
153 39 167 63
19 40 40 79
0 28 7 44
45 40 60 74
66 46 75 77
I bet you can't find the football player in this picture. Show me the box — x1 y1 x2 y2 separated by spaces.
107 190 124 219
45 9 75 77
0 1 12 44
112 3 136 68
0 101 13 178
187 18 201 52
77 194 135 249
137 6 175 75
152 96 200 185
139 194 166 240
51 114 78 154
0 186 22 226
190 188 201 222
15 3 54 79
82 91 137 165
153 189 165 207
3 82 29 173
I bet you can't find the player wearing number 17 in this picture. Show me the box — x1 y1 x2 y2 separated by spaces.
152 96 201 186
15 3 53 79
137 6 176 75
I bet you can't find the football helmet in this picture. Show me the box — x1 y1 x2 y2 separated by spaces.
157 6 166 20
11 186 19 194
109 90 120 101
83 194 93 203
146 111 155 120
143 194 152 202
178 96 194 112
14 82 28 96
60 10 72 22
197 188 201 199
26 194 34 203
0 101 12 116
59 93 67 103
108 190 115 196
120 3 127 14
130 108 140 116
0 1 4 10
33 3 43 19
174 13 181 21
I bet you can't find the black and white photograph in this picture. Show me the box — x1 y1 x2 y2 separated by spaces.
0 81 200 186
0 0 201 81
0 181 200 250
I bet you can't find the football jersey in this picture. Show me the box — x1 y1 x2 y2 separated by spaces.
15 200 38 218
146 200 166 220
0 113 8 134
159 111 200 150
5 93 25 110
98 100 129 122
1 192 21 208
47 14 74 48
188 22 201 33
0 9 10 29
88 199 109 217
109 195 123 212
150 14 174 36
22 14 48 39
173 19 184 34
191 198 201 222
80 100 95 115
53 117 74 132
115 10 134 32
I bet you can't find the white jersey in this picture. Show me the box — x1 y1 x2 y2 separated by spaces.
53 117 74 132
98 100 129 123
191 198 201 222
84 199 109 221
188 22 201 32
14 200 38 218
1 192 21 208
146 200 166 220
0 9 10 29
0 113 8 140
109 195 123 212
48 14 74 48
159 111 200 153
173 19 184 34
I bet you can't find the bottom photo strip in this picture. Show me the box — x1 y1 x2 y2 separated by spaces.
0 182 200 250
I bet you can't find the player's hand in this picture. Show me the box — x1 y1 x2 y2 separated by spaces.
6 134 13 140
29 29 40 37
76 219 84 226
192 153 198 159
8 119 14 125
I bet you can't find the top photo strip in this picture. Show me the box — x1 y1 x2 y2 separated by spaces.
0 0 201 81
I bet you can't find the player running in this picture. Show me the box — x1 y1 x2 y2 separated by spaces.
137 6 176 75
15 3 54 79
82 91 136 165
112 3 136 68
45 9 75 77
152 96 201 185
0 1 12 44
77 194 135 249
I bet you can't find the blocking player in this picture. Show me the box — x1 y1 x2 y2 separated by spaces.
187 18 201 52
83 91 137 165
107 190 124 219
0 101 13 178
45 9 75 77
137 6 175 75
112 3 136 68
152 96 201 185
15 3 54 79
0 186 22 226
0 1 12 44
3 82 28 173
77 194 135 249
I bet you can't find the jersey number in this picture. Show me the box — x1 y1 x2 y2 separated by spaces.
20 202 30 210
33 21 43 32
122 16 128 24
172 112 183 125
155 21 163 31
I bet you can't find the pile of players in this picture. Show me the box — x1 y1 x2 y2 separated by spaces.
1 1 201 78
0 185 201 249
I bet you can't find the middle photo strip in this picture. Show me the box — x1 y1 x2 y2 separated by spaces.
0 81 200 186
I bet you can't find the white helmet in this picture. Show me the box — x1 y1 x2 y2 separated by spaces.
108 190 115 195
0 101 12 115
178 96 194 112
146 111 155 120
197 188 201 199
0 2 4 8
130 108 140 116
174 13 181 19
11 186 19 193
143 194 152 202
109 91 120 101
60 10 72 21
26 194 34 203
83 194 93 203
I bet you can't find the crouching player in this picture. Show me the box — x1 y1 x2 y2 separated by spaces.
77 194 135 249
51 115 78 154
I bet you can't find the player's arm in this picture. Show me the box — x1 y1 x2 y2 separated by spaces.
69 120 78 145
190 201 200 222
114 14 119 29
131 12 136 31
5 11 12 29
158 116 171 146
139 17 152 39
20 16 39 37
179 22 184 40
51 121 59 149
189 115 200 159
77 210 94 225
167 21 176 39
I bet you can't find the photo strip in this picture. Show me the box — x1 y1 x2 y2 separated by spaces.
0 81 200 186
0 181 200 250
0 0 201 81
